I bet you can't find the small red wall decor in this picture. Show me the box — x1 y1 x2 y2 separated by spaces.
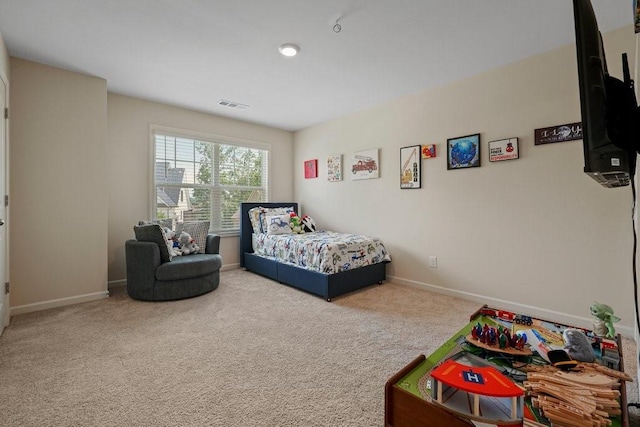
304 159 318 178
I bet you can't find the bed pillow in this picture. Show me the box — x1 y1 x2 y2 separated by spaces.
133 223 173 262
247 206 296 233
175 221 210 254
259 206 295 233
138 219 173 230
302 215 317 233
247 207 264 234
265 214 292 235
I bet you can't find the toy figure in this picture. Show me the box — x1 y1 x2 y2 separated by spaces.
178 231 200 255
163 227 181 257
590 302 620 338
563 328 595 362
289 212 305 234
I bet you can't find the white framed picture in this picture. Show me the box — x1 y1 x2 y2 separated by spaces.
327 154 342 182
351 149 379 180
489 138 519 162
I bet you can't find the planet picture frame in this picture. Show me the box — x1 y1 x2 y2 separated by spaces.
447 133 480 170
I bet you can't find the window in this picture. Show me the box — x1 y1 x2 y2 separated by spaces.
152 129 269 234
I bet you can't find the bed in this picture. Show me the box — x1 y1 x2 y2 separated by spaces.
240 202 391 301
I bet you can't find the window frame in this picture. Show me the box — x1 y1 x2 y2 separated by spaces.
149 125 271 236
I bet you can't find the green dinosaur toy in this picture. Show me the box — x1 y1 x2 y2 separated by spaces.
590 302 620 338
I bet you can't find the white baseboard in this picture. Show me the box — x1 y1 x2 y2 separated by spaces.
108 279 127 289
387 275 635 339
221 263 239 271
10 291 110 316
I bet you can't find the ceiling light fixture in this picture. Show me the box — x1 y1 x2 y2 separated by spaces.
278 43 300 57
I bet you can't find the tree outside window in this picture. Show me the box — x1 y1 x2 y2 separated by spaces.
154 133 268 233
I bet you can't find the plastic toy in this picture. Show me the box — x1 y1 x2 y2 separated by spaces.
479 308 533 326
430 359 524 424
589 302 620 338
467 323 531 356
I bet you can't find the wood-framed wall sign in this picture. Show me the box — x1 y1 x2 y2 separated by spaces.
534 122 582 145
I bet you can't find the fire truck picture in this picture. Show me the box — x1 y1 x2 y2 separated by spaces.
352 156 378 174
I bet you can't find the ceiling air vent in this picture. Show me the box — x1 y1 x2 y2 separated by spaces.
218 99 249 110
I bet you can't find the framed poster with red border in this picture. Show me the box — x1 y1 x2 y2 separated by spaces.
304 159 318 178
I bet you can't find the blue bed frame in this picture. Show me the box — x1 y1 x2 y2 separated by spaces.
240 202 388 301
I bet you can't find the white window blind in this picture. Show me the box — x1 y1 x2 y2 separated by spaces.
153 132 269 234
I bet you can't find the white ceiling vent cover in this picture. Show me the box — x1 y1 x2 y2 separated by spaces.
218 99 249 109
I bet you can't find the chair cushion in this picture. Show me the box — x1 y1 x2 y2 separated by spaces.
155 253 222 281
133 224 173 262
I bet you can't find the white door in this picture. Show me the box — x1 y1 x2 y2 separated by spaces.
0 77 7 335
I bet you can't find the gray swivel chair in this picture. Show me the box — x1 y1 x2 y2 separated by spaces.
125 228 222 301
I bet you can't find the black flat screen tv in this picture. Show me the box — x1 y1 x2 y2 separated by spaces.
573 0 639 188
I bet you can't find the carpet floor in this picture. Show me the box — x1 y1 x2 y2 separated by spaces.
0 269 638 426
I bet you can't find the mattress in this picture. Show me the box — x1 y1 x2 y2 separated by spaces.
252 231 391 274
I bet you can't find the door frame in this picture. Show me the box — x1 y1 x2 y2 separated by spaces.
0 70 9 334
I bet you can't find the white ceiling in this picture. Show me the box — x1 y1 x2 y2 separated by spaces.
0 1 634 131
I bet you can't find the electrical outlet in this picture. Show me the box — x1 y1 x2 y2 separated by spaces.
429 256 437 268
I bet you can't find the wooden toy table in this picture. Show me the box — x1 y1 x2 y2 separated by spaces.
384 305 629 427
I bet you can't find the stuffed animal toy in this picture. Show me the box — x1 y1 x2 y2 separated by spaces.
590 302 620 338
289 212 305 234
178 231 200 255
562 328 595 362
301 215 316 232
163 227 181 257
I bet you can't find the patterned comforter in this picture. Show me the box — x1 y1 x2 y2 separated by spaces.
252 231 391 274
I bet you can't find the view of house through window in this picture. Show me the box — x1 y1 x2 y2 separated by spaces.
154 132 269 234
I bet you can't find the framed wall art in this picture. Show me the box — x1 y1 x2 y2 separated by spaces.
400 145 421 189
327 154 342 182
304 159 318 179
489 138 519 162
351 149 379 180
534 122 582 145
447 133 480 170
422 144 436 159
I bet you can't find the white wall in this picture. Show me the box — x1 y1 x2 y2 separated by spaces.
10 58 108 311
294 26 637 336
107 94 294 283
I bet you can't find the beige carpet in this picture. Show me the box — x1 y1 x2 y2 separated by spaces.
0 269 638 426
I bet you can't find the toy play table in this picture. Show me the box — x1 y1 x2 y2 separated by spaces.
384 305 629 427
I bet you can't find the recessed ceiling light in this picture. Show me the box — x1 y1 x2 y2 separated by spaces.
279 43 300 57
